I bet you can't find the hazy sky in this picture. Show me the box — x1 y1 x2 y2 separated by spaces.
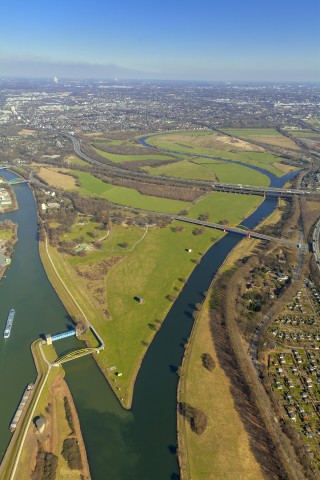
1 0 319 81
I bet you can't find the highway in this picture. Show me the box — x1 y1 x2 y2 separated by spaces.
62 132 317 198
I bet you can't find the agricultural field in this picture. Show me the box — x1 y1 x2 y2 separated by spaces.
38 167 77 189
267 280 320 469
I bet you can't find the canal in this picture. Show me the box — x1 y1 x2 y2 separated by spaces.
0 167 297 479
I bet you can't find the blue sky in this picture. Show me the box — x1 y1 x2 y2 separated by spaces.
1 0 319 80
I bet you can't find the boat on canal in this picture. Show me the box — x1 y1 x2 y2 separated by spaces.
3 309 15 339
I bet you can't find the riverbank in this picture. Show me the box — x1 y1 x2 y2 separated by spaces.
177 196 305 479
0 221 17 282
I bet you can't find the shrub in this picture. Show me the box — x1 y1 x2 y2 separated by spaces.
64 396 75 434
201 352 216 371
61 438 83 470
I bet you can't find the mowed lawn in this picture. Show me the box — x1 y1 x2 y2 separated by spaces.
179 303 264 480
71 170 191 213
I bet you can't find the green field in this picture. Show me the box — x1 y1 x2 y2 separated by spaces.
93 146 177 163
188 192 263 225
146 157 270 185
71 170 190 213
144 159 217 181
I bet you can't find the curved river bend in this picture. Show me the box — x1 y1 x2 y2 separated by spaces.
0 167 297 479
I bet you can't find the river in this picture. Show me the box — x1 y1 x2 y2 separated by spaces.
0 167 298 479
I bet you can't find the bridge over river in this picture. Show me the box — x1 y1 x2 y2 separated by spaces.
173 215 304 249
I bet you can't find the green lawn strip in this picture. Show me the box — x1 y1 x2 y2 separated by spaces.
92 146 176 163
222 128 282 137
201 161 270 186
71 170 190 213
144 159 217 181
188 192 263 225
178 302 264 480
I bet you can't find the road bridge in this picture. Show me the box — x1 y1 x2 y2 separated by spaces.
173 215 303 248
211 182 314 198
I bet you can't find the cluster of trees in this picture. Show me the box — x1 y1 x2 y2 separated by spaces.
63 396 75 434
178 402 208 435
32 447 58 480
61 438 83 470
111 177 202 202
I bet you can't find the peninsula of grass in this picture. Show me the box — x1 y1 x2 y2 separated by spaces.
40 188 263 408
143 132 287 177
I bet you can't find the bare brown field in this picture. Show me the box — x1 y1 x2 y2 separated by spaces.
197 134 264 152
272 162 297 173
18 129 36 136
179 302 264 480
38 167 77 189
251 135 300 150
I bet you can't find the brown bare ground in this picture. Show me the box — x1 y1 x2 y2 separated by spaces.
18 129 36 136
197 134 264 152
160 133 264 152
272 162 297 173
251 136 300 150
38 167 77 189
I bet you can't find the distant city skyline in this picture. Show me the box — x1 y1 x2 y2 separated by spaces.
1 0 319 81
